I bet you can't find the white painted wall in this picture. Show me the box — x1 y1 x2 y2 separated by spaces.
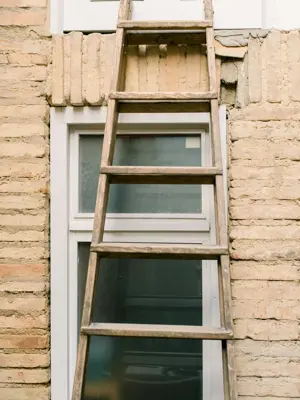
51 0 300 33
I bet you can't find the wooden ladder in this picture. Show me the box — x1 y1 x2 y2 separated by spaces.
72 0 237 399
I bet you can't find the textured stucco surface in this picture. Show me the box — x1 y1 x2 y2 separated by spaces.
0 0 300 398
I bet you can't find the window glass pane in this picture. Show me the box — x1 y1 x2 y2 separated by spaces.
79 135 202 213
83 336 203 400
78 243 202 329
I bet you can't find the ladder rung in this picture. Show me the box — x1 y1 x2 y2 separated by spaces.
118 20 213 31
110 91 217 102
82 323 233 340
101 166 222 184
127 32 206 46
90 243 228 259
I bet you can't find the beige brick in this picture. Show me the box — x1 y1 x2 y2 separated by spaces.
0 230 44 242
0 105 49 122
0 297 46 312
248 37 262 103
236 355 300 377
0 263 46 277
8 53 31 65
236 56 249 108
0 281 47 293
0 368 49 383
30 53 48 65
232 139 300 161
231 182 300 201
231 262 300 281
146 45 159 92
264 30 282 103
0 9 46 26
234 319 298 340
125 45 139 92
230 225 300 240
166 45 180 91
0 161 46 178
230 120 300 141
0 352 49 368
0 195 45 210
100 34 115 94
63 34 71 101
85 33 102 105
0 245 47 261
229 105 300 121
231 219 297 227
0 214 45 228
235 340 300 358
232 281 299 300
1 0 47 6
70 32 83 105
0 85 46 105
51 35 65 106
0 180 47 194
0 123 47 137
0 142 45 158
233 299 299 320
237 377 300 397
0 387 49 400
0 334 48 349
0 54 8 64
230 164 300 180
0 65 47 81
0 39 50 55
0 314 48 329
221 61 238 84
287 31 300 102
231 204 300 220
231 239 300 260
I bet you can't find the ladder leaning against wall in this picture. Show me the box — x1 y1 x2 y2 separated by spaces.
72 0 237 399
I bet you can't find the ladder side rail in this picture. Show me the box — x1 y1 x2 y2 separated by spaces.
72 2 131 399
204 2 237 399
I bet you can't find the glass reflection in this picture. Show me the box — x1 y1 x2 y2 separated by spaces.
79 135 202 213
83 336 203 400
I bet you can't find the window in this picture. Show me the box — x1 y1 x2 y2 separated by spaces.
50 107 227 400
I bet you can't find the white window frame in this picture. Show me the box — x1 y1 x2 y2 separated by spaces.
50 106 227 400
50 0 300 33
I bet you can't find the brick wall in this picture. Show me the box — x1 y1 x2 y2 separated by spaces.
0 0 50 399
0 1 300 400
228 31 300 398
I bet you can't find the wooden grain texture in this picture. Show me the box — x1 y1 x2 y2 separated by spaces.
101 166 222 184
222 340 238 400
206 28 217 93
218 256 236 400
220 255 232 331
118 20 213 30
72 2 130 400
119 102 210 113
82 323 233 340
91 243 228 259
127 32 206 45
227 340 238 400
74 1 237 399
204 0 214 21
110 91 217 101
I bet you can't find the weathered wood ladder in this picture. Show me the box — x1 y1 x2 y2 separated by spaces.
72 0 237 398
